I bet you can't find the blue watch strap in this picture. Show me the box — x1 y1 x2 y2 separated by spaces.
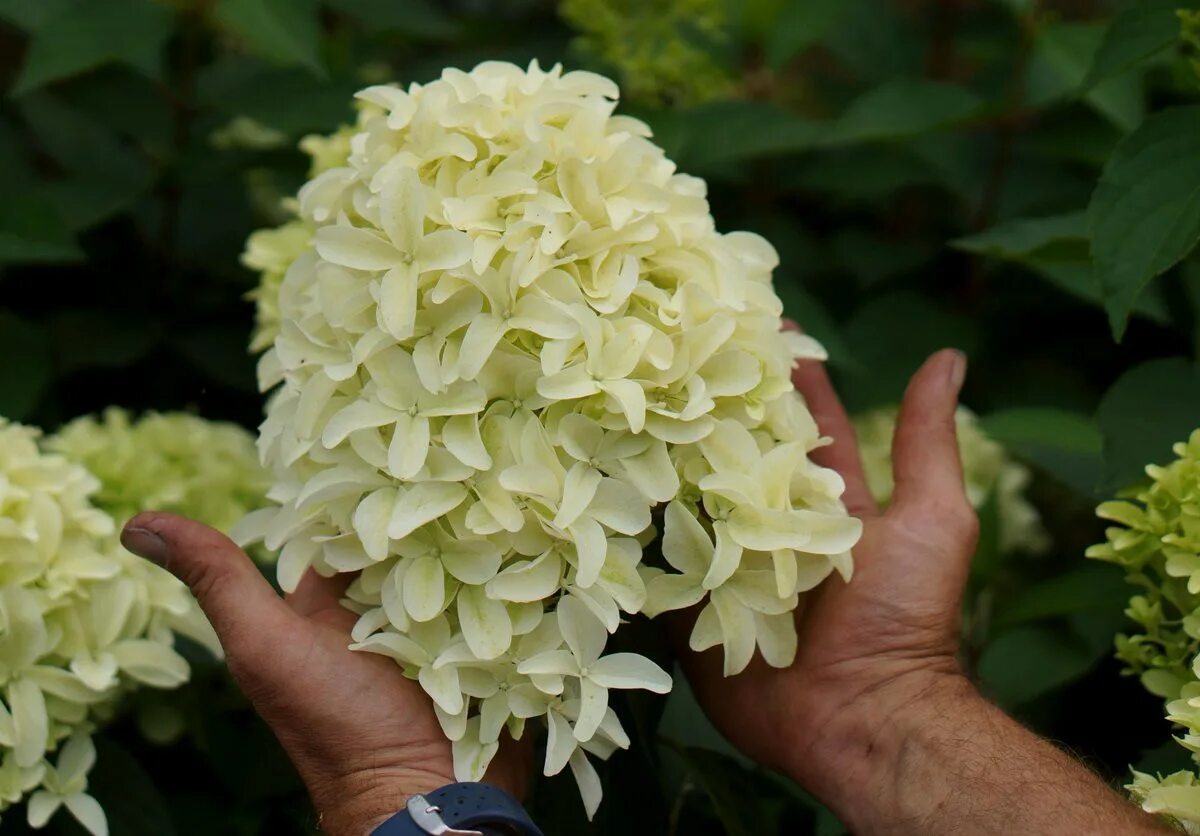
370 782 542 836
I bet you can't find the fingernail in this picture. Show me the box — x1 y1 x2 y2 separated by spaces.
947 349 967 390
121 526 168 565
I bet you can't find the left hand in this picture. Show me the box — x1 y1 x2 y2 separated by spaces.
121 514 529 836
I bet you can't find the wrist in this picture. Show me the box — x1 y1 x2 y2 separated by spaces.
789 665 982 828
307 765 455 836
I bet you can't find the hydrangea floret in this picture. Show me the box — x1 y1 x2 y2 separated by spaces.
853 406 1048 554
1088 429 1200 831
0 419 216 836
237 60 861 815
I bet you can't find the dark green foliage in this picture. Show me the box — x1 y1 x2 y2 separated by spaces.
2 0 1199 833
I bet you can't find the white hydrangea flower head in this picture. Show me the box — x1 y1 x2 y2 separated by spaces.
853 405 1048 555
0 419 212 836
238 59 861 817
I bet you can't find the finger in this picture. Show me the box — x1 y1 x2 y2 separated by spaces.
890 349 971 518
287 568 355 623
784 323 877 517
122 512 298 660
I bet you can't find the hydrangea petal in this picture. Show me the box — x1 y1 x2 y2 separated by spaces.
587 653 672 693
457 584 513 660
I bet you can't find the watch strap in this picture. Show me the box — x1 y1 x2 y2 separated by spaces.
370 782 542 836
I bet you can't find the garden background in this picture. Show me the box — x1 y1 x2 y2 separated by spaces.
2 0 1200 833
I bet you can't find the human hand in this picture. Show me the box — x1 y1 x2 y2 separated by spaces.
676 347 981 813
120 515 529 836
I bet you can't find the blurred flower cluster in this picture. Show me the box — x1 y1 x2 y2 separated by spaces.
0 420 218 836
1089 430 1200 831
558 0 732 106
239 60 860 815
852 406 1049 554
46 408 269 539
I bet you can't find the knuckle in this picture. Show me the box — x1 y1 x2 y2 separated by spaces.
899 496 978 544
945 501 979 543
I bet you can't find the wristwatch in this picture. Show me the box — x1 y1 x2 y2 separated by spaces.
369 782 543 836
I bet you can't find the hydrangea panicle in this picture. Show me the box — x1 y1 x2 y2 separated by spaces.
1089 430 1200 695
0 419 211 835
238 59 861 816
1089 429 1200 832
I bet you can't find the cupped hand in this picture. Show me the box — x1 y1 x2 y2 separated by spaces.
120 515 528 836
676 348 981 807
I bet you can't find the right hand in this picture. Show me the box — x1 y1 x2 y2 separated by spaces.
676 349 981 807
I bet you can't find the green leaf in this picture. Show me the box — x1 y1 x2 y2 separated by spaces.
830 230 935 288
978 624 1104 705
763 0 845 69
1095 357 1200 492
1135 738 1197 776
992 563 1130 629
172 326 258 392
955 229 1170 324
196 57 356 135
823 0 923 81
978 407 1104 495
0 0 76 31
89 738 178 836
952 212 1088 259
1089 106 1200 339
1084 1 1196 88
1017 257 1166 323
1027 22 1145 132
323 0 458 39
10 0 174 95
663 744 783 836
16 94 154 229
56 68 174 156
825 79 984 145
0 196 82 264
215 0 324 76
969 489 1003 581
0 311 52 420
659 678 750 767
838 292 978 411
49 310 160 372
653 100 823 170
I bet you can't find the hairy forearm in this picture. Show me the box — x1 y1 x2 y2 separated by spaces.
796 673 1171 835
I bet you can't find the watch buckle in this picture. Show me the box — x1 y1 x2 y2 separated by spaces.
406 794 484 836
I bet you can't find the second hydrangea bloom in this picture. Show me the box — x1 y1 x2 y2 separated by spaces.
1089 430 1200 831
239 60 861 815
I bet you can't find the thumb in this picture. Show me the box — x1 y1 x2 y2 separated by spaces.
890 349 974 530
121 512 297 664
